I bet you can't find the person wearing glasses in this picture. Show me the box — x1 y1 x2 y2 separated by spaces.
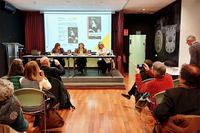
186 35 200 68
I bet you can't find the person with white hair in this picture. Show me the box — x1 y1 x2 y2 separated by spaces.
40 56 65 81
186 35 200 68
0 78 29 132
135 61 173 110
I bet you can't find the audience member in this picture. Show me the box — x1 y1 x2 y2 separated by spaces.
153 64 200 123
51 43 66 67
7 59 24 77
7 59 24 91
121 59 153 102
20 61 51 90
40 57 75 110
186 35 200 68
74 43 87 74
19 61 53 127
40 57 65 81
0 78 28 132
96 42 110 74
135 61 173 110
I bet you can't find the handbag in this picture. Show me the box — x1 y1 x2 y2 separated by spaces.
38 108 64 130
135 93 150 113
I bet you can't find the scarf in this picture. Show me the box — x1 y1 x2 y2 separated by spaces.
176 84 196 89
0 95 21 125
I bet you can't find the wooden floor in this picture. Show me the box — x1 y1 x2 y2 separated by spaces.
25 72 155 133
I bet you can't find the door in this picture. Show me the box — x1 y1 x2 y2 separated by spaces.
129 35 146 74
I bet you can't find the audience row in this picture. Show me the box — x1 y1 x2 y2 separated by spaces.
1 54 200 132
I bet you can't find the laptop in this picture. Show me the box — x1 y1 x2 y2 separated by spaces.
30 49 39 55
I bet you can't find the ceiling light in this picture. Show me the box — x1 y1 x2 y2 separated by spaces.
67 2 70 4
142 9 146 11
100 2 103 5
33 1 37 4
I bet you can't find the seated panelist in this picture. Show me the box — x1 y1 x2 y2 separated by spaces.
74 43 87 74
51 43 65 67
96 42 110 74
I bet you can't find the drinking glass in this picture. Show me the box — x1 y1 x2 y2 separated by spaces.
38 51 41 56
110 50 113 55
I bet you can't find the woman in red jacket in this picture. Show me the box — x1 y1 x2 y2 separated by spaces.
135 61 173 110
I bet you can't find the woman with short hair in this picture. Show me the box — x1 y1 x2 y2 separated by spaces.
74 43 87 74
135 61 173 110
153 64 200 123
0 78 29 132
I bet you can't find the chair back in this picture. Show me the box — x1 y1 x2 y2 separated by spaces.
154 91 165 105
142 78 155 83
14 88 43 106
7 76 23 91
46 76 66 107
173 79 180 88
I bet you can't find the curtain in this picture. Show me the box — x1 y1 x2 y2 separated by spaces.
112 11 124 76
25 12 44 54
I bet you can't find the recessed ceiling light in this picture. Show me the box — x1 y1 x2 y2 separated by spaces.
67 2 70 4
100 2 103 5
142 9 146 11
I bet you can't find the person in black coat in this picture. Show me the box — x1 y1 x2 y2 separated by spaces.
40 57 75 110
153 64 200 123
121 59 153 103
51 43 66 67
40 56 65 81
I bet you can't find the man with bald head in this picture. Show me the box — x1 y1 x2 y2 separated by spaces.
40 57 65 81
186 35 200 68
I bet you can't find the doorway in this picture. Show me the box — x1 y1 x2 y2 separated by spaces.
129 35 146 74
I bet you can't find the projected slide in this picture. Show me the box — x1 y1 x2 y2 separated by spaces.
44 13 111 52
88 17 101 39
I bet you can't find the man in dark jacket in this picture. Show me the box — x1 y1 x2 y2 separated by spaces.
40 57 75 109
186 35 200 68
40 57 65 81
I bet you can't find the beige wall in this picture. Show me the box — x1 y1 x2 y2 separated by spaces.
179 0 200 67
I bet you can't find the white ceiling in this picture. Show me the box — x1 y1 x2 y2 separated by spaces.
4 0 176 14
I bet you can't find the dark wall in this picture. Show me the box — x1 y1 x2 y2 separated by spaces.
154 0 181 66
123 14 156 72
123 0 181 73
0 8 25 77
